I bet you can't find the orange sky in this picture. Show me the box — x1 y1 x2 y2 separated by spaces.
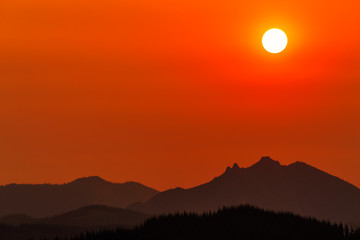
0 0 360 190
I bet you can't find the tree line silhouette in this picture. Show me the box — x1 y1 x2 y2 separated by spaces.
51 205 360 240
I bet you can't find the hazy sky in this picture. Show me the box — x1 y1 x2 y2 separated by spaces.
1 0 359 190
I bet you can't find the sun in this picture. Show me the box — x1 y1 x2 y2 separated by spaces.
262 28 288 54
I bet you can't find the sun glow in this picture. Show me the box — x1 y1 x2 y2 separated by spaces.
262 28 288 53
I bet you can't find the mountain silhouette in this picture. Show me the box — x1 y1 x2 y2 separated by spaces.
0 176 158 218
0 205 148 227
127 157 360 226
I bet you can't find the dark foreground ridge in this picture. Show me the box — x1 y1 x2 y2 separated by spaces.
68 205 360 240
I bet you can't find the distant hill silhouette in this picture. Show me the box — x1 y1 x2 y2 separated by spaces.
69 205 360 240
43 205 149 227
0 214 36 225
0 205 149 240
0 205 149 227
0 224 87 240
0 176 158 218
128 157 360 226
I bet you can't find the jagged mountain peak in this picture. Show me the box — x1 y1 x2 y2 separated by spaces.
224 163 241 175
251 156 281 168
232 163 240 169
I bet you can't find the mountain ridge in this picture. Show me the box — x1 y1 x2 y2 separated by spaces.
127 156 360 226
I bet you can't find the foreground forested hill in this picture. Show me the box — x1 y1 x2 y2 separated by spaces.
69 205 360 240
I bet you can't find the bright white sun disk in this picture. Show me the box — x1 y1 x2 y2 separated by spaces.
262 28 287 53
